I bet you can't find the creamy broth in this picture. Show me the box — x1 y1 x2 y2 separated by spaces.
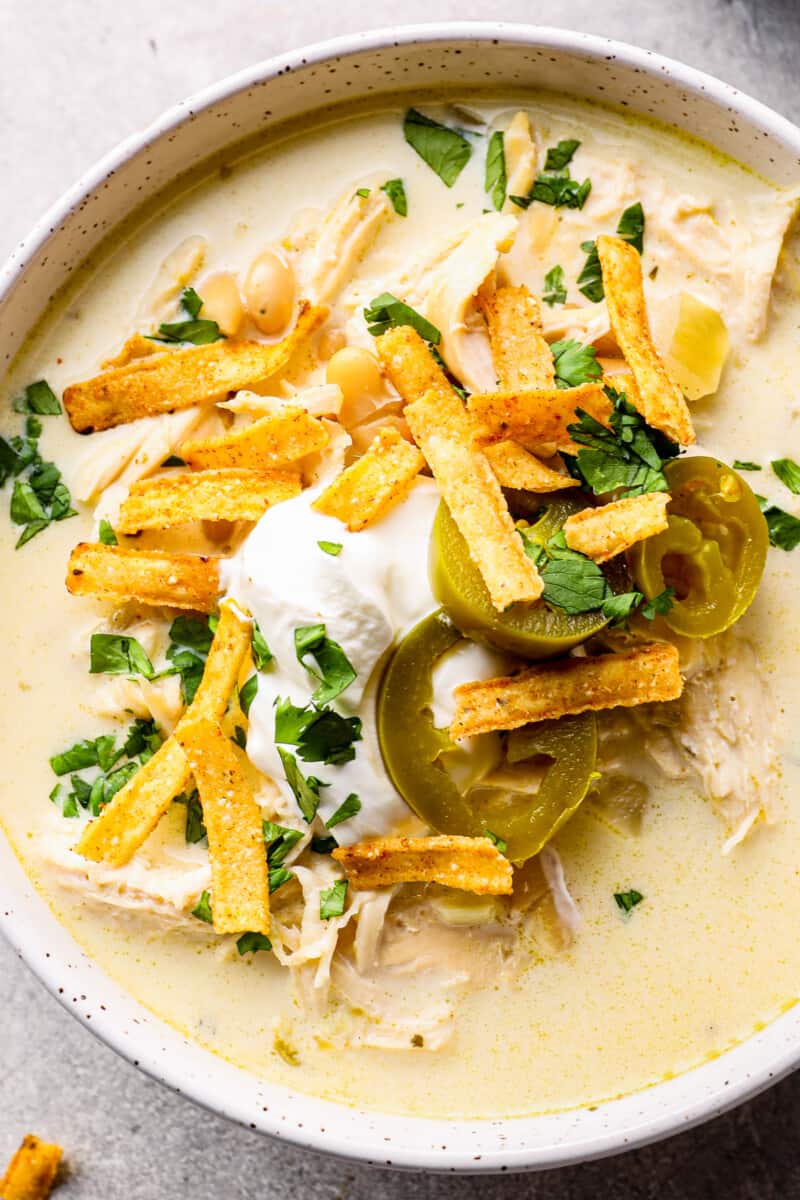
2 92 800 1119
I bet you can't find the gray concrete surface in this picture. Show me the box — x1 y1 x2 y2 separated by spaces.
2 0 800 1194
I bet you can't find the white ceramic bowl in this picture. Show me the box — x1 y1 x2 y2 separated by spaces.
2 23 799 1173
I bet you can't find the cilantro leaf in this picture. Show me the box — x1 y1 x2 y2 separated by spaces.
89 633 155 679
364 292 441 343
50 782 79 819
616 202 645 254
122 717 162 760
614 889 644 913
50 739 103 776
318 540 343 557
577 240 603 303
355 187 371 199
758 500 800 551
98 518 118 545
151 286 223 345
545 139 581 170
566 387 678 498
192 891 214 924
530 173 591 210
540 545 610 614
551 339 602 389
484 130 507 211
319 879 348 920
15 380 61 415
263 820 304 867
252 621 273 670
180 287 203 318
403 108 472 187
310 835 338 855
543 265 567 307
236 932 272 955
165 614 214 704
640 587 676 619
485 828 507 853
733 460 761 472
274 697 362 765
294 623 356 705
601 591 644 625
10 480 48 525
239 674 258 717
381 178 408 216
181 791 207 844
278 748 326 823
325 793 361 829
771 458 800 494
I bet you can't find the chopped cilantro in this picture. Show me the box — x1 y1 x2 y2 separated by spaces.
310 834 338 855
551 339 602 389
98 518 118 545
318 540 343 556
274 696 362 765
772 458 800 494
232 725 247 750
236 932 272 955
484 130 507 211
640 587 676 619
601 587 674 626
577 240 604 303
614 889 644 913
50 739 105 777
565 386 679 497
733 460 761 472
616 201 645 254
263 820 304 866
269 866 295 893
403 108 472 187
485 828 507 853
192 890 214 923
181 287 203 318
10 480 48 525
294 623 356 705
14 380 61 415
177 791 206 844
165 614 214 704
355 187 371 199
519 526 609 614
325 793 361 829
239 674 258 717
543 265 567 307
151 287 224 345
757 498 800 551
530 173 591 210
381 178 408 216
364 292 441 343
319 879 348 920
278 748 327 823
89 633 155 679
545 139 581 170
2 403 76 547
252 620 273 670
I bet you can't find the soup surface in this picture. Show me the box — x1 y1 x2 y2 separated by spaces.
2 92 800 1119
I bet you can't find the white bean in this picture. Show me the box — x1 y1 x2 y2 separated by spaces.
243 249 295 335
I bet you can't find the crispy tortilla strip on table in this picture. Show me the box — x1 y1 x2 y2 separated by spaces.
0 1134 62 1200
313 426 424 531
333 835 513 896
467 384 612 455
563 492 670 562
182 405 329 469
480 285 556 390
484 440 578 492
175 717 270 935
451 642 682 739
117 467 301 533
375 325 454 408
405 387 543 609
76 602 251 866
596 235 695 445
63 301 327 433
66 543 221 612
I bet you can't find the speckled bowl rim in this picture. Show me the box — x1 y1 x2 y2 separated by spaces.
2 21 800 1173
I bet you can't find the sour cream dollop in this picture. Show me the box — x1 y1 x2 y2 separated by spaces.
222 478 441 841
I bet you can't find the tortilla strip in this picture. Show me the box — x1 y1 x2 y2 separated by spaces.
313 426 424 531
182 406 329 469
75 602 252 866
480 285 556 390
176 717 270 935
66 543 221 612
375 324 454 408
63 301 327 433
467 384 613 455
405 388 543 609
596 235 695 445
101 333 162 370
563 492 670 562
116 467 301 533
484 440 578 492
333 835 513 895
0 1135 63 1200
451 642 682 739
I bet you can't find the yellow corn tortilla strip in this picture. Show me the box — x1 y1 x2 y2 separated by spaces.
182 406 329 469
76 602 252 866
0 1135 63 1200
480 285 556 390
63 301 327 433
175 717 270 935
563 492 670 562
375 325 454 408
596 235 695 445
117 467 301 533
313 426 424 531
451 642 682 739
484 440 578 492
333 835 513 895
66 543 221 612
467 384 613 455
405 388 543 609
101 332 162 370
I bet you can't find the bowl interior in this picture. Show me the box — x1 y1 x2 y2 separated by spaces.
2 23 799 1171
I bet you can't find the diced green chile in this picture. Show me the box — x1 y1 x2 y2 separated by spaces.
629 457 767 637
377 610 597 862
430 493 627 658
